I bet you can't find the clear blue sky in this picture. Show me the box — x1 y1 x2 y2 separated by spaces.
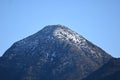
0 0 120 57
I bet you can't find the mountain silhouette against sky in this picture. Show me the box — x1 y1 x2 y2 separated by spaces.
0 25 114 80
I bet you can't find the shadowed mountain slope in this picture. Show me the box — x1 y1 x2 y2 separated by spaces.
83 58 120 80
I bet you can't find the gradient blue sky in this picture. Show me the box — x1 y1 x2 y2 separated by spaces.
0 0 120 57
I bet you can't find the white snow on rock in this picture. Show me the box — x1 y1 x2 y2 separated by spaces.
7 25 103 60
53 26 87 47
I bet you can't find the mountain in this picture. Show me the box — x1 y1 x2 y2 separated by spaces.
83 58 120 80
0 25 112 80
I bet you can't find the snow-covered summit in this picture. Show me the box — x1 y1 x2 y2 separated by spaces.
53 25 86 45
39 24 87 46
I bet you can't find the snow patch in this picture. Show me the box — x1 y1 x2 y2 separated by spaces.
53 27 87 47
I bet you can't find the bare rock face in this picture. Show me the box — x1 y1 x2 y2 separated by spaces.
0 25 112 80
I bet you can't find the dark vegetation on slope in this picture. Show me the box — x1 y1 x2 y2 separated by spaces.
83 58 120 80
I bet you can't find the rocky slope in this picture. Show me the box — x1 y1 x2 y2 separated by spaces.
0 25 112 80
83 58 120 80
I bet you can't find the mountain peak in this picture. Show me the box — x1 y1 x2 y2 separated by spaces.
39 25 86 47
44 24 67 29
39 24 71 36
40 24 68 34
0 24 112 80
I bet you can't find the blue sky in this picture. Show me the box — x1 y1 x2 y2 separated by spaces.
0 0 120 57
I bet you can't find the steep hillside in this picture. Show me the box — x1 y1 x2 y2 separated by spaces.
83 58 120 80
